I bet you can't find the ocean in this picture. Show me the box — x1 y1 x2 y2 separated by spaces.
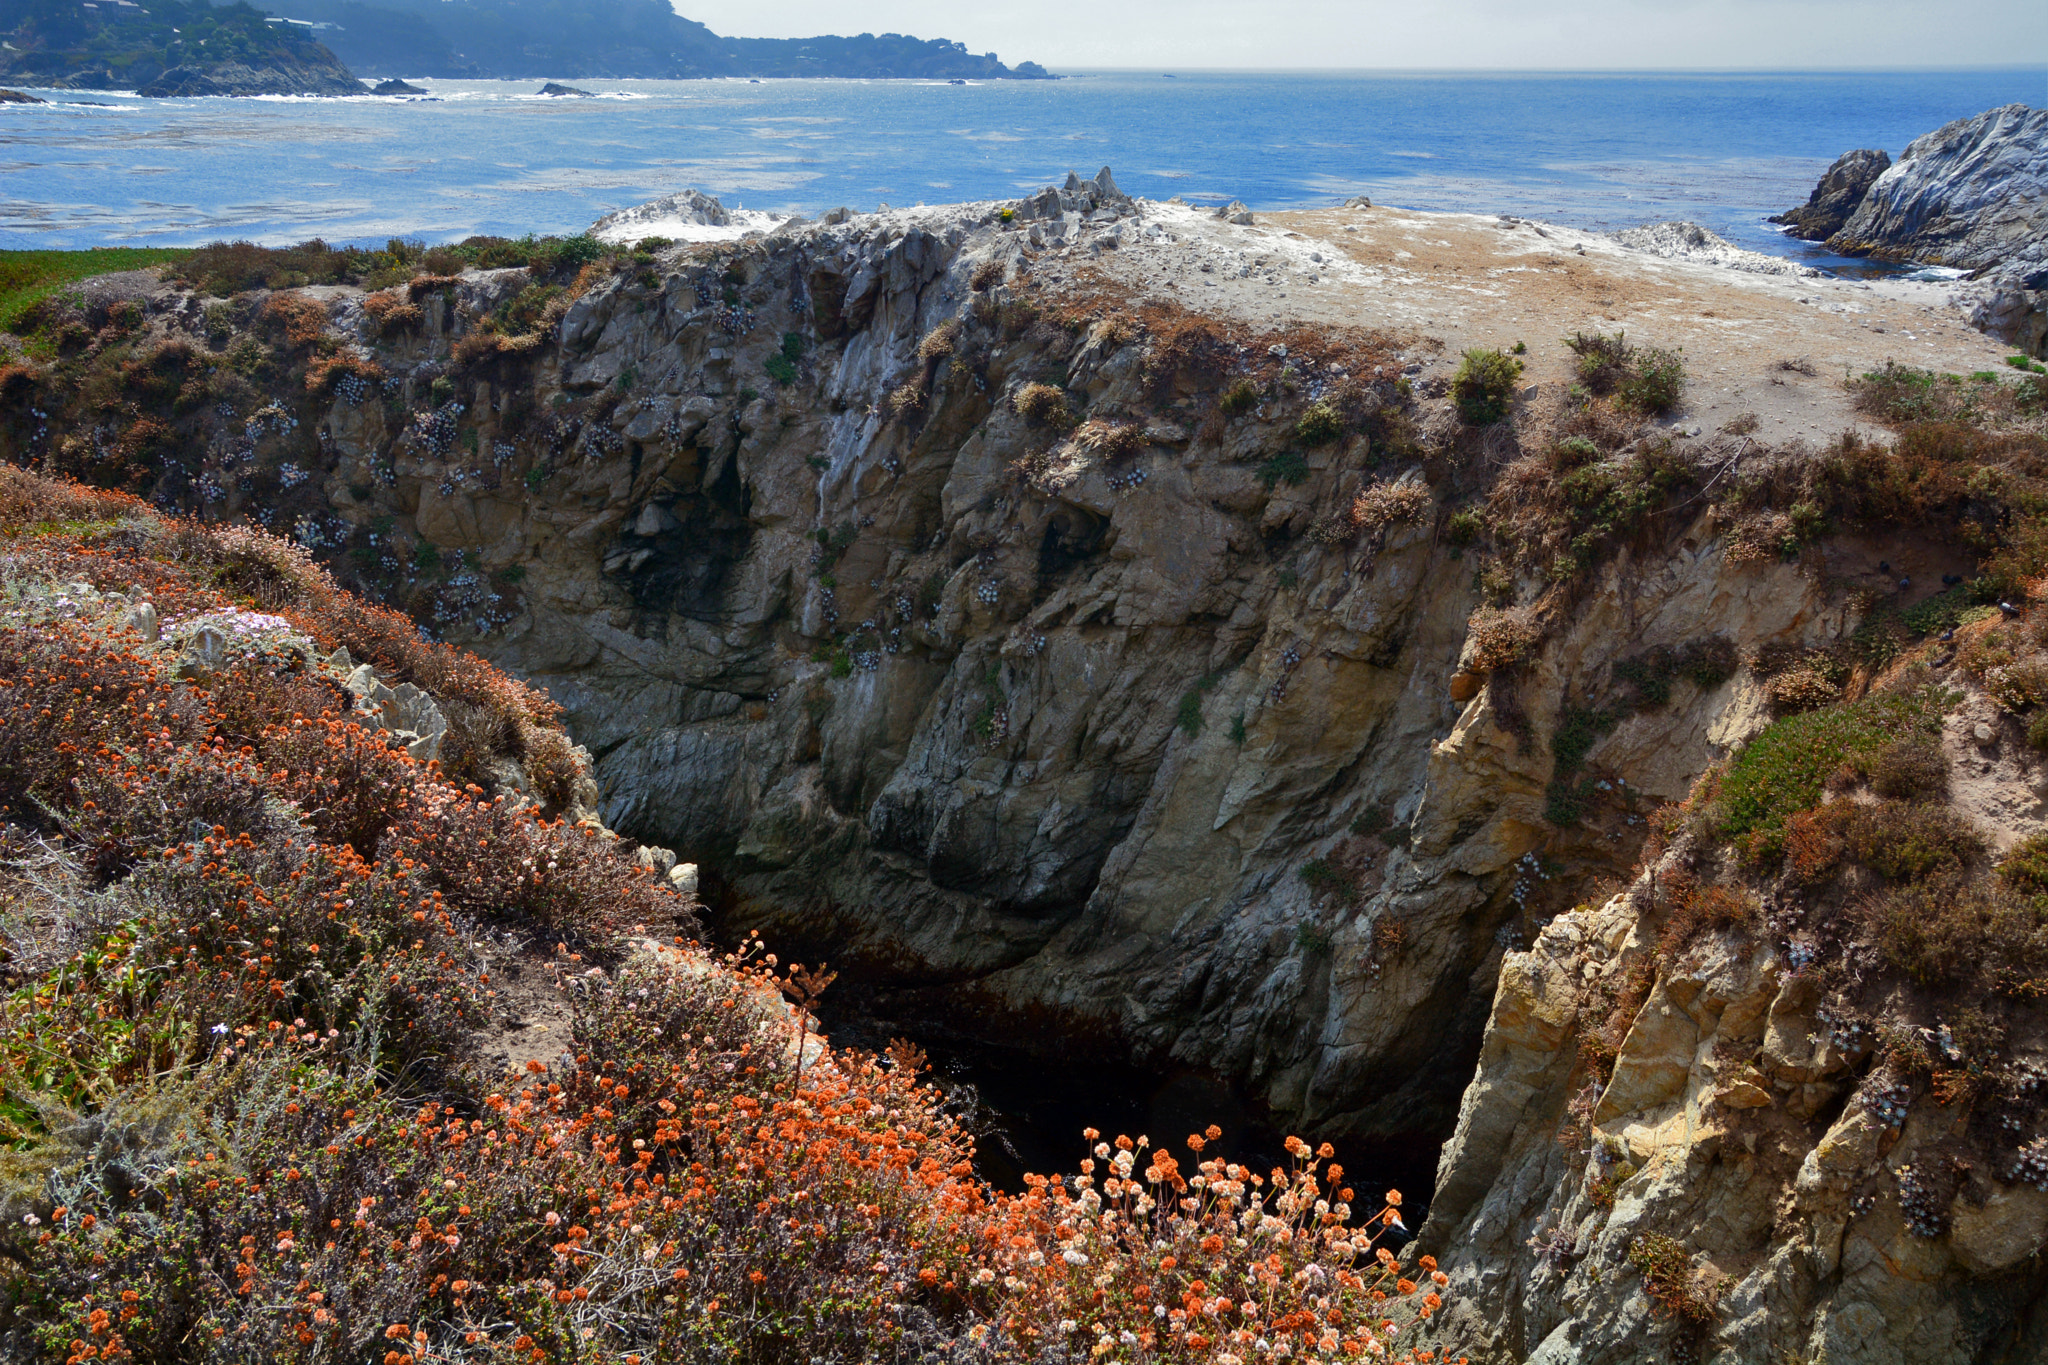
0 67 2039 264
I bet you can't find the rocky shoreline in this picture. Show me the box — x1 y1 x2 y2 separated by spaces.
1775 103 2048 357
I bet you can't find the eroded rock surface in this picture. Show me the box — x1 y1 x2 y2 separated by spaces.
1771 148 1891 242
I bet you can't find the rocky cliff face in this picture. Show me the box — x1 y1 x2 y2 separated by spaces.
1415 857 2048 1363
1 179 1874 1167
1770 148 1891 242
6 177 2045 1359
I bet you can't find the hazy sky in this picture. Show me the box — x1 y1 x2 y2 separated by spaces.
677 0 2048 71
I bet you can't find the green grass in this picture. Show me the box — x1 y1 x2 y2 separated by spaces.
1718 686 1949 858
0 248 194 336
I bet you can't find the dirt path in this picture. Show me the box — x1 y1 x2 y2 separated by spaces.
1035 202 2017 445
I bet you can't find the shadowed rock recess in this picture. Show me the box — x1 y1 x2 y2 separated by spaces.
5 156 2048 1360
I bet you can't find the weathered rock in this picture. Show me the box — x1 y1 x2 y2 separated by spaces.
136 58 367 97
1771 147 1891 240
0 88 46 104
1971 262 2048 359
345 664 449 762
1416 844 2048 1364
537 82 595 97
1614 221 1822 278
1828 103 2048 271
371 78 428 95
591 187 730 241
121 601 160 644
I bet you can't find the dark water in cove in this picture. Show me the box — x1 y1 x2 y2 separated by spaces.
1 67 2039 261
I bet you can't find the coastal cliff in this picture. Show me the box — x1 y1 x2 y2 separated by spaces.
3 174 2045 1359
0 0 367 96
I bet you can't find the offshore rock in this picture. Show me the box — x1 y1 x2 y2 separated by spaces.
1770 147 1891 241
1827 103 2048 271
136 57 367 97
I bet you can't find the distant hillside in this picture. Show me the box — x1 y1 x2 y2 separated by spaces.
0 0 365 93
224 0 1051 80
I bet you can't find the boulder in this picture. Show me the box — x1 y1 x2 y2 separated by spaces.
121 601 160 644
0 89 46 104
590 187 729 240
1770 147 1890 240
344 664 449 763
372 78 428 95
537 82 595 97
1970 262 2048 359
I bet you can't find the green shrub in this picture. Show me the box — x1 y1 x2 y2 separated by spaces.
1870 738 1948 801
1717 686 1948 860
1450 348 1523 425
1176 689 1205 736
1445 508 1484 546
764 353 797 384
1229 711 1247 744
1619 346 1686 415
1843 801 1982 880
1258 451 1310 490
1566 332 1630 394
1299 858 1354 901
1219 378 1260 415
1296 401 1344 446
2000 832 2048 893
1295 921 1333 955
1552 435 1599 470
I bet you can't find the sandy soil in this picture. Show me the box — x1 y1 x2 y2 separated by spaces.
1027 202 2018 446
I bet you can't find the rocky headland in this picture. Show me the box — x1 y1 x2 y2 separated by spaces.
1778 103 2048 358
2 147 2046 1361
0 0 369 97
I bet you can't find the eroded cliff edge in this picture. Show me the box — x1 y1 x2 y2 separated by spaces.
3 179 2045 1358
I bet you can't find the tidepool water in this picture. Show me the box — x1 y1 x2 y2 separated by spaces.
0 67 2039 262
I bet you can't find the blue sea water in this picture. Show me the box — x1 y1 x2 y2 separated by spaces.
0 68 2039 261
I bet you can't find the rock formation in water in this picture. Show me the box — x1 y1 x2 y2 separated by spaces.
3 172 2046 1360
1826 104 2048 272
1769 147 1891 241
1792 104 2048 357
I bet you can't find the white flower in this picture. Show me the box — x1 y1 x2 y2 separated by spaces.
1062 1248 1089 1266
1060 1320 1078 1333
211 1023 230 1035
21 1214 39 1226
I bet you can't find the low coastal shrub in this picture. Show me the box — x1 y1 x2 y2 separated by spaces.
0 466 1453 1364
1012 380 1072 427
1450 347 1522 425
1716 685 1948 861
1565 332 1685 415
1258 450 1309 490
1467 605 1541 672
1296 400 1345 446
